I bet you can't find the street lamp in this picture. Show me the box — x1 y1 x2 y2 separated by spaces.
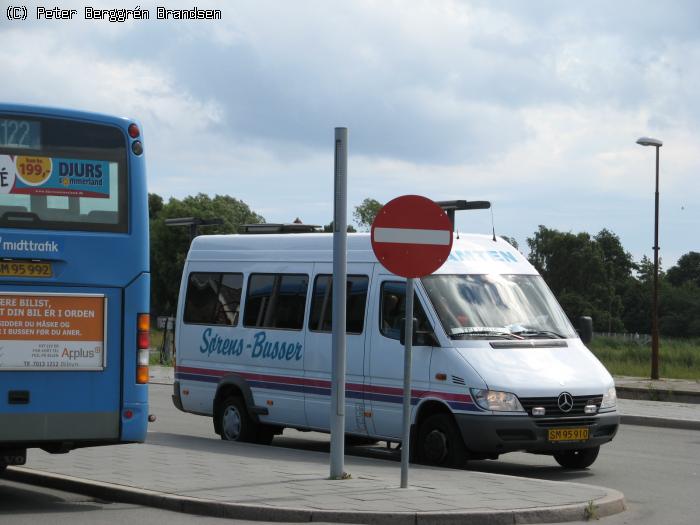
636 136 663 380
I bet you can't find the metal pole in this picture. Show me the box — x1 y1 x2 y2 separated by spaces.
400 278 414 488
651 146 660 380
330 127 348 479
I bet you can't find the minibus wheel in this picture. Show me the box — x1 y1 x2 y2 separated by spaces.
417 414 468 468
220 396 257 442
345 436 379 447
553 446 600 469
256 425 276 445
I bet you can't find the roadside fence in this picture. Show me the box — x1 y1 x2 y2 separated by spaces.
594 332 652 345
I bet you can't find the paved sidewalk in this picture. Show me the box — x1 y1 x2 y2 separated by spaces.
4 432 625 524
8 366 699 524
614 376 700 403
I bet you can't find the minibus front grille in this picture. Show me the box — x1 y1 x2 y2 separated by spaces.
533 417 598 428
519 395 603 417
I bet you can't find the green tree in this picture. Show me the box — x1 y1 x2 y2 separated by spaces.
666 251 700 287
148 193 164 220
353 198 383 231
659 280 700 337
594 229 637 332
499 235 519 250
150 193 264 315
322 222 357 233
659 252 700 337
526 226 629 331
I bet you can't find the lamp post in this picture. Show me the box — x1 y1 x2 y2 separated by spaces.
636 136 663 380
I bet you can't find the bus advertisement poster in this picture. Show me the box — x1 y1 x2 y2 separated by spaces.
0 154 111 199
0 293 106 370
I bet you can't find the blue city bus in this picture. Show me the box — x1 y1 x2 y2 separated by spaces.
0 104 149 471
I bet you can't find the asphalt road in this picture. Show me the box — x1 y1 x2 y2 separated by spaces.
147 383 700 525
1 384 698 525
0 479 278 525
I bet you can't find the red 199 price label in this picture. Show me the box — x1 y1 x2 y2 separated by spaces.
15 156 52 185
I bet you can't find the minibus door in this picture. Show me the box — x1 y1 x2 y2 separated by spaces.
366 275 436 440
304 265 372 435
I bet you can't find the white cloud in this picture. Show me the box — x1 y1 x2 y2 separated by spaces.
0 0 698 265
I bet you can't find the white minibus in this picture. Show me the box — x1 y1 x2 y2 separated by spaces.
172 231 619 469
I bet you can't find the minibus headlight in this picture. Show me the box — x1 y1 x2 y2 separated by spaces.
600 385 617 409
470 389 525 412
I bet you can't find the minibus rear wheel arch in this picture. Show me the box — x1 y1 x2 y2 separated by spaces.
213 385 242 435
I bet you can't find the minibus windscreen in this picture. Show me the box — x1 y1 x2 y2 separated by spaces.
421 274 577 340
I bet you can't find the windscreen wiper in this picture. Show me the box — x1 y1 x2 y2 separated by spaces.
511 329 566 339
452 330 524 340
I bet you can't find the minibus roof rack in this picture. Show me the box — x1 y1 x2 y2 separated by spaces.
240 223 322 234
435 200 491 228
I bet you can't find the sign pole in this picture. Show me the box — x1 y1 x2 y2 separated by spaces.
330 127 348 480
400 277 414 488
370 194 454 488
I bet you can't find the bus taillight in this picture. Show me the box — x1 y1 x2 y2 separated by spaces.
137 313 150 384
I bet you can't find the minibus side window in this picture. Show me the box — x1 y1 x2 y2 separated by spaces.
309 275 369 334
379 281 432 341
184 272 243 326
243 273 309 330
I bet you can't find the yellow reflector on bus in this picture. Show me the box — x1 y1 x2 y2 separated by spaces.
137 365 149 384
138 313 150 332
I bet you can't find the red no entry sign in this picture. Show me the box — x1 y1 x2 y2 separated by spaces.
371 195 453 278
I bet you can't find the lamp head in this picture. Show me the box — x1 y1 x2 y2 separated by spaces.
637 137 663 147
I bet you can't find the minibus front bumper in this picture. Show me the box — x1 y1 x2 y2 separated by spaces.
454 410 620 455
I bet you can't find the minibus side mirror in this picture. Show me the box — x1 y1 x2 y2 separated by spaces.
577 316 593 344
400 318 439 347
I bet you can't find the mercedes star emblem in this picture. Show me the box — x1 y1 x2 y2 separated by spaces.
558 392 574 413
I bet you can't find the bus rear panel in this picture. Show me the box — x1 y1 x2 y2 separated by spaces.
0 104 149 466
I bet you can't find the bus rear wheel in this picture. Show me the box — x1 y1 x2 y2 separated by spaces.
417 414 468 468
219 396 257 443
553 446 600 469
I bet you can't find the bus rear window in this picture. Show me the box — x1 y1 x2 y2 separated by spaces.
0 114 127 233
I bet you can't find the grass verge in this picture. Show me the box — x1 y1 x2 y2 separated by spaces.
589 336 700 380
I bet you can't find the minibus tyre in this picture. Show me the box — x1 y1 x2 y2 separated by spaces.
417 414 468 468
553 446 600 469
255 425 276 445
219 396 258 442
345 436 379 446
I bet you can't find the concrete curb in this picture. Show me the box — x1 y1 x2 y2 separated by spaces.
620 414 700 431
616 387 700 404
3 467 626 525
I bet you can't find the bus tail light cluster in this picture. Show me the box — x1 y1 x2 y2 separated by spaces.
137 313 150 384
128 122 143 155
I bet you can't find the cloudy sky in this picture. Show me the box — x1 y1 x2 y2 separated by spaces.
2 0 698 267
